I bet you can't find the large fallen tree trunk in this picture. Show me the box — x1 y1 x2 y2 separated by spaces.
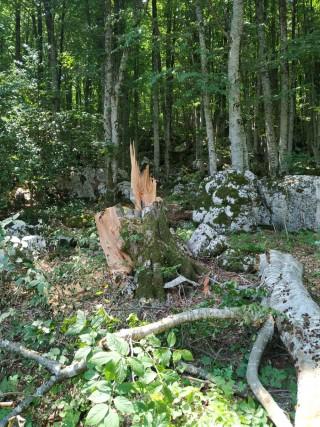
258 250 320 427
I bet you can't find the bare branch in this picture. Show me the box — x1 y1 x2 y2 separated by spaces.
102 306 258 346
0 339 61 375
246 316 293 427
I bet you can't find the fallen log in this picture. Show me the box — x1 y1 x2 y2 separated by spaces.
259 250 320 427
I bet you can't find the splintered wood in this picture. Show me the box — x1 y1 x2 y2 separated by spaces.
95 207 133 274
130 143 157 210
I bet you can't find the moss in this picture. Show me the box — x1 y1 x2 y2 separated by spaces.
228 172 248 186
122 203 205 299
214 211 231 226
215 186 240 200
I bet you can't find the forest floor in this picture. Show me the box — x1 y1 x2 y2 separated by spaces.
1 198 320 426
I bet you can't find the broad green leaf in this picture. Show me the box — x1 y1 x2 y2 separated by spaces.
105 334 129 356
115 358 127 383
85 403 109 426
66 310 87 335
103 409 119 427
181 349 193 361
113 396 134 414
88 390 111 404
154 348 172 366
167 331 176 347
172 350 182 364
140 370 157 384
90 351 121 367
128 357 144 376
74 346 91 361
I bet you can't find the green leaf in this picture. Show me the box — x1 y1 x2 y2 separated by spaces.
66 310 87 335
181 350 193 361
88 390 111 404
128 357 145 377
167 331 176 347
85 403 109 426
114 396 134 414
103 409 119 427
172 350 182 364
90 351 121 367
140 370 157 384
154 348 172 366
105 334 129 356
74 347 91 361
115 358 127 383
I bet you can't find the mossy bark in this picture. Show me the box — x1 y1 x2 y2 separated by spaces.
121 202 204 299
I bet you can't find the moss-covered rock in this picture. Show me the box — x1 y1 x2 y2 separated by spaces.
217 248 257 273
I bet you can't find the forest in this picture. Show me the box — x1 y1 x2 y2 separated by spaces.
1 0 320 426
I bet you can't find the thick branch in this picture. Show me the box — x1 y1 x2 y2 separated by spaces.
246 317 293 427
0 347 86 427
102 306 260 346
0 339 61 375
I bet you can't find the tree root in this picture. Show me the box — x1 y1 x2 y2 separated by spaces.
246 317 293 427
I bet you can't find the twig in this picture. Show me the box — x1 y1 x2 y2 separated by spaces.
246 316 293 427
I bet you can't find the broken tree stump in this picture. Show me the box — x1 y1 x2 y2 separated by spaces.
95 145 203 298
121 201 203 299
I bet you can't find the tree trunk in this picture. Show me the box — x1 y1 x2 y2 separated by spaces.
195 2 217 176
228 0 248 172
260 250 320 427
96 146 203 299
152 0 161 178
288 0 297 156
256 0 278 176
164 0 175 178
43 0 60 112
279 0 289 173
15 1 22 63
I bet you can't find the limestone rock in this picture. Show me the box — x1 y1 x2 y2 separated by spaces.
217 249 257 273
257 175 320 231
57 167 110 199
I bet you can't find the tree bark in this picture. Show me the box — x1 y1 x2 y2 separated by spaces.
279 0 289 173
288 0 297 156
195 2 217 176
228 0 248 172
164 0 175 178
43 0 60 112
15 1 22 63
152 0 161 178
260 250 320 427
256 0 278 176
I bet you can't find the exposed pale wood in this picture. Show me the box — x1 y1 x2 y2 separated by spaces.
130 143 157 211
260 250 320 427
95 207 133 274
246 317 293 427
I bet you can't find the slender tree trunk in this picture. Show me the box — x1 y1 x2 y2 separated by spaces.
256 0 278 176
164 0 175 178
195 2 217 175
57 0 66 92
43 0 60 112
228 0 248 172
37 2 43 79
279 0 289 173
103 0 112 146
15 1 22 63
152 0 161 178
288 0 297 156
